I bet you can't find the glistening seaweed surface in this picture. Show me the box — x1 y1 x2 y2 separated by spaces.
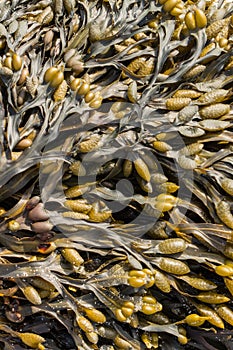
0 0 233 349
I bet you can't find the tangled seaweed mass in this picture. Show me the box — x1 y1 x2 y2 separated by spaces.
0 0 233 349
